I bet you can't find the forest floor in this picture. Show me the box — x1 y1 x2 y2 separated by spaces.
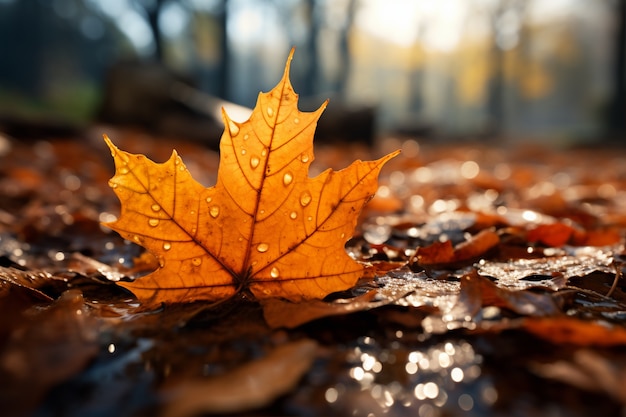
2 127 626 417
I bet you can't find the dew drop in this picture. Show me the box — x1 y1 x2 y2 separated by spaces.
243 134 249 141
283 172 293 186
206 197 212 203
257 243 269 253
267 107 274 117
270 267 280 278
163 242 171 251
241 149 247 155
300 191 312 207
228 120 240 136
132 235 141 243
261 148 267 157
301 153 310 163
290 211 297 220
307 216 313 221
340 232 346 239
179 164 186 172
119 166 129 174
192 257 202 266
151 204 161 212
148 218 159 227
108 181 118 189
294 117 300 124
158 258 165 267
210 206 220 218
250 157 260 169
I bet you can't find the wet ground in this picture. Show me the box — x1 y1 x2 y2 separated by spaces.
2 129 626 416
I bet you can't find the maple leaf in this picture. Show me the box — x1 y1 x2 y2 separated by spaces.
104 49 398 306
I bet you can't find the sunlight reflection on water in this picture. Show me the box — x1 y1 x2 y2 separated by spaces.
325 335 497 416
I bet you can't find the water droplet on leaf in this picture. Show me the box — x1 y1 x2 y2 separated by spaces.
192 258 202 266
163 242 171 251
151 204 160 212
290 211 297 219
210 206 220 218
250 157 260 169
257 243 269 253
270 267 280 278
148 218 159 227
283 172 293 186
300 192 312 207
267 107 274 117
228 120 240 136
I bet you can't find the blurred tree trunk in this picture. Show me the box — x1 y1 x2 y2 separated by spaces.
336 0 356 96
140 0 165 62
301 0 319 97
216 0 230 100
609 0 626 138
0 0 44 97
487 0 525 137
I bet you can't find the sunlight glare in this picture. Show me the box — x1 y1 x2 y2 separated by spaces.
355 0 469 52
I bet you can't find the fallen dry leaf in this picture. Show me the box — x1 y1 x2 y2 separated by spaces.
409 229 499 269
458 270 560 317
530 350 626 404
160 339 318 417
261 290 401 329
104 50 398 306
522 316 626 346
527 223 576 247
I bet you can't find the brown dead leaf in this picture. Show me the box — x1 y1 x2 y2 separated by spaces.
160 339 317 417
0 290 98 416
445 270 560 323
531 350 626 403
522 316 626 346
410 229 499 270
262 290 398 329
527 223 575 247
104 49 398 306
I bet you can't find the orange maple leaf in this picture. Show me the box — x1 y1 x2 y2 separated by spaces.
104 50 398 306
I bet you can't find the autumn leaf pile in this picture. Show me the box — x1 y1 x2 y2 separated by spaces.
2 50 626 416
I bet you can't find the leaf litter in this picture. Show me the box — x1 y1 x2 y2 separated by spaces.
1 60 626 416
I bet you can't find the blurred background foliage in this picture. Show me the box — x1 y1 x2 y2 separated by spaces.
0 0 624 143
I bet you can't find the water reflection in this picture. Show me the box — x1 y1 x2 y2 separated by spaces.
327 336 496 416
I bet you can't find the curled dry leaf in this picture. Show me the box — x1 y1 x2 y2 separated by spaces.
104 49 398 306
